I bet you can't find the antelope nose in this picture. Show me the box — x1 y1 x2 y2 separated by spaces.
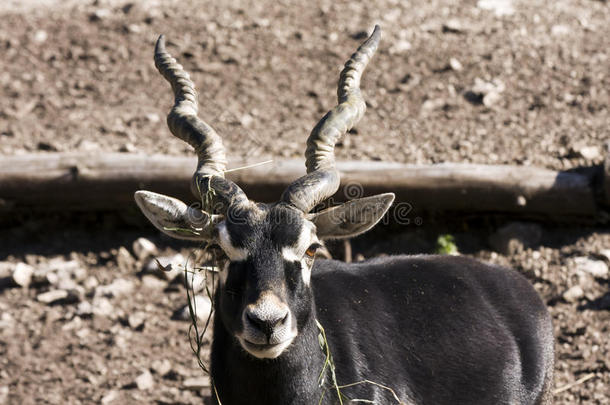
245 306 289 337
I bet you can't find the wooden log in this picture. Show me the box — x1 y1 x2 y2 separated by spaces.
0 153 602 220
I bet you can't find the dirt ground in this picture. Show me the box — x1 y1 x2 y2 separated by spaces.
0 0 609 404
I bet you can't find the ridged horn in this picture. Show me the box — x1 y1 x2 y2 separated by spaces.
154 35 248 213
281 25 381 212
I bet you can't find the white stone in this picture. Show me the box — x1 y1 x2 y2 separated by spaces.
132 238 158 260
37 289 69 304
135 370 155 390
576 146 600 160
563 285 584 302
183 376 210 390
33 30 48 43
449 58 463 71
101 389 119 404
175 295 212 322
389 40 412 55
599 249 610 263
574 257 608 278
12 263 34 288
151 359 172 376
477 0 515 16
96 278 134 298
128 312 146 330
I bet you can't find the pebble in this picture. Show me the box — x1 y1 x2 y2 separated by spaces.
574 257 608 278
388 40 412 54
119 143 137 153
185 271 207 294
132 238 158 260
33 30 48 44
174 295 212 322
183 376 210 390
599 249 610 263
135 370 155 390
12 262 34 288
151 359 172 376
141 275 167 290
442 19 465 34
96 278 135 298
449 58 463 71
0 386 8 404
116 247 136 272
477 0 515 16
563 285 584 303
37 289 69 304
101 389 119 404
574 145 601 161
128 312 146 330
469 78 505 107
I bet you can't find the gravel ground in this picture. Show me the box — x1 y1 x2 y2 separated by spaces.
0 0 609 404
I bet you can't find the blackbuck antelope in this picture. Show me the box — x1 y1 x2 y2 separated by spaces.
135 26 554 405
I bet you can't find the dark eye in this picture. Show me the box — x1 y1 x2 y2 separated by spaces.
305 243 321 258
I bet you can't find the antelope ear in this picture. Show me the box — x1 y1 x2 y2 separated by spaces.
134 190 222 241
309 193 394 240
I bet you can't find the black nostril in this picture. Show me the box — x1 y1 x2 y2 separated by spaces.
246 310 288 336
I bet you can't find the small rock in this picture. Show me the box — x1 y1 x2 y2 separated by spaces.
141 275 167 290
119 143 137 153
563 285 584 303
240 114 254 128
12 262 34 288
467 77 505 107
37 289 70 304
101 389 119 404
442 19 465 34
599 249 610 263
76 301 94 316
144 113 160 123
421 98 449 112
477 0 515 16
183 376 210 390
132 238 158 260
574 257 609 278
173 295 212 322
449 58 463 71
33 30 48 44
77 140 100 152
95 278 134 298
185 271 207 294
135 370 155 390
388 40 412 54
0 386 8 404
151 359 172 376
551 25 570 36
90 8 112 21
573 145 600 161
488 222 542 255
92 297 115 318
128 312 146 330
116 247 136 272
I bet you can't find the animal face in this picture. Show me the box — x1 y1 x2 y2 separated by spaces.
214 203 319 358
133 26 392 360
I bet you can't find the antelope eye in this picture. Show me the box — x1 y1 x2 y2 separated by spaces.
305 243 321 258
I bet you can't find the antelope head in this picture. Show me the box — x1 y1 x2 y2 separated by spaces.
135 26 393 359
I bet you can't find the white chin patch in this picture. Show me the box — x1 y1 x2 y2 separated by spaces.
238 336 295 359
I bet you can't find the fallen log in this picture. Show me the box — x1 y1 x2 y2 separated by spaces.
0 153 606 222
